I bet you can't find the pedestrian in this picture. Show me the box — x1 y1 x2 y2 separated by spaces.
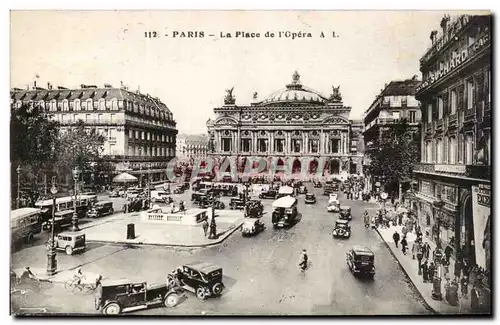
411 241 418 259
417 244 424 273
422 260 429 282
398 214 403 226
392 231 400 248
470 285 480 310
428 262 436 282
202 219 209 237
460 276 469 299
402 225 408 237
423 242 431 260
401 236 408 255
445 244 453 264
454 259 463 282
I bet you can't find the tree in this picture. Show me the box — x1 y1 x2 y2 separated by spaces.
54 120 107 184
365 120 420 199
10 102 60 204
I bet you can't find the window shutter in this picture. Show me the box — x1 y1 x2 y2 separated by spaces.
458 85 465 111
443 92 449 117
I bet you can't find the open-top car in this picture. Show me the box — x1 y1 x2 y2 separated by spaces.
327 201 340 213
332 219 351 238
95 279 183 315
241 218 265 236
304 193 316 204
259 189 277 199
346 246 375 278
339 206 352 220
167 262 225 300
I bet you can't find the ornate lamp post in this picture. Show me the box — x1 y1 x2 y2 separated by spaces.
71 167 81 232
16 165 21 209
46 177 58 276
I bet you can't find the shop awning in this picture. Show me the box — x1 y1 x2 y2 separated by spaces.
113 172 138 183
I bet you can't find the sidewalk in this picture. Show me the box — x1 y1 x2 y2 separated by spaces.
83 210 244 247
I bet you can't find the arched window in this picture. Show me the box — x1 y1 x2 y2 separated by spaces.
74 99 81 111
86 99 93 111
62 99 69 111
99 99 106 110
111 98 118 110
50 99 57 111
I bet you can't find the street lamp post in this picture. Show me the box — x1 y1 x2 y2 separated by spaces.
46 177 58 276
148 163 151 208
16 165 21 209
71 167 81 232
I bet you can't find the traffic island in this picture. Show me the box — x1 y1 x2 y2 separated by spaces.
83 209 244 247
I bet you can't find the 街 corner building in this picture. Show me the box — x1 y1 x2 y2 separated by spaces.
206 71 364 179
413 14 491 294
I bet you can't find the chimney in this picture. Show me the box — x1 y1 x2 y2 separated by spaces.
81 84 87 89
47 82 53 90
104 83 112 88
33 80 37 89
430 30 438 44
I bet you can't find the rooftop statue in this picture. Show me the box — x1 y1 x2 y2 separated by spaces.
330 85 342 102
224 87 235 104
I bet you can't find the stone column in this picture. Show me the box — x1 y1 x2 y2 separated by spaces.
319 131 324 155
304 132 308 154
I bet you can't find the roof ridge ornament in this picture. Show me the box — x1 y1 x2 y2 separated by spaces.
292 71 301 84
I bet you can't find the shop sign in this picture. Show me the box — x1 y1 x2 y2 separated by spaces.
435 164 466 174
421 181 433 196
417 32 490 93
472 184 491 270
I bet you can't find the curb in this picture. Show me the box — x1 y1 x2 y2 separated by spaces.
374 227 438 315
86 221 244 248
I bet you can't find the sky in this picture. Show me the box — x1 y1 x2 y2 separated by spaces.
10 10 485 134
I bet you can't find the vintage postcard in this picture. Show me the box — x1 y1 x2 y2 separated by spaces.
9 10 492 316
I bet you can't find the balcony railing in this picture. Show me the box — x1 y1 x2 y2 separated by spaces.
414 163 490 180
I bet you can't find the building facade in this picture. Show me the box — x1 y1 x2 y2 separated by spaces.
10 83 178 185
413 14 491 285
206 71 363 177
176 134 209 162
363 78 422 192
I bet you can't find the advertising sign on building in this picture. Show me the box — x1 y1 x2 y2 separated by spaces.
472 184 491 271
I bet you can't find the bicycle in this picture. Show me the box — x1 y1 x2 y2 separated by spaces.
64 276 98 293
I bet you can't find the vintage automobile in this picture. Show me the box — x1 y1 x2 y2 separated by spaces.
304 193 316 204
191 189 212 202
277 186 294 198
173 186 185 194
259 189 277 199
109 189 122 198
298 185 307 195
151 190 174 204
271 196 298 228
126 188 143 199
229 198 246 210
245 200 264 217
54 231 86 255
95 279 183 315
199 198 225 210
329 193 338 202
332 219 351 238
313 181 322 188
326 200 340 213
241 218 265 236
346 246 375 278
332 183 339 191
339 206 352 221
87 201 114 218
167 262 225 300
323 185 333 196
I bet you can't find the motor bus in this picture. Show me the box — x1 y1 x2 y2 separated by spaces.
35 194 98 222
11 208 42 244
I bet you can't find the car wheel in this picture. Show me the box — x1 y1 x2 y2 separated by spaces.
110 208 114 214
103 302 121 315
212 283 224 295
196 287 207 300
65 246 73 255
164 292 180 308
